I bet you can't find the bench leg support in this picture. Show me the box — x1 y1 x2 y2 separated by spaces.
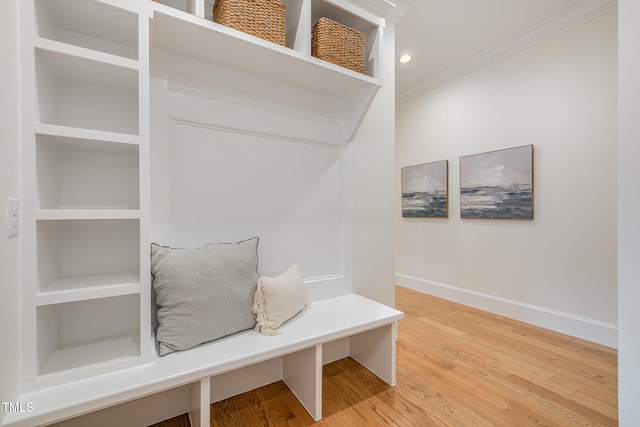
350 322 397 386
189 377 210 427
283 344 322 421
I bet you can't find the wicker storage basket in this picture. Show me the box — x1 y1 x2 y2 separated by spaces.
312 17 365 74
213 0 286 46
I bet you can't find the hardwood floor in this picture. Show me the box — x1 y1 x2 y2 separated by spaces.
151 286 617 426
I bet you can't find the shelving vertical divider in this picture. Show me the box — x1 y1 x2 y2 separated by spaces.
137 9 152 364
19 0 39 392
292 0 312 54
189 0 205 18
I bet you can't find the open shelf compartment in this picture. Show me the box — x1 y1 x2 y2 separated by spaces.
35 48 139 135
155 0 302 51
36 219 141 294
36 134 140 210
35 0 139 60
36 294 141 377
311 0 382 77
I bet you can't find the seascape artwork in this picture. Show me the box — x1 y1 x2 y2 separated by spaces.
460 145 533 219
401 160 448 218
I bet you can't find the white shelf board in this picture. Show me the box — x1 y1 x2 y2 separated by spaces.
150 7 381 99
37 272 141 306
36 209 141 220
35 123 142 146
39 331 140 377
36 46 139 93
34 37 139 70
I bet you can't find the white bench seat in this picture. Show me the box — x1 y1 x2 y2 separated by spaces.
3 294 403 427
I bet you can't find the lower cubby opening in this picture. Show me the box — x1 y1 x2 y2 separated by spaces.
205 357 390 427
44 383 193 427
47 357 389 427
36 294 141 378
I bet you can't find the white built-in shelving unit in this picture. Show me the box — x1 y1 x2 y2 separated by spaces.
22 0 151 390
19 0 392 403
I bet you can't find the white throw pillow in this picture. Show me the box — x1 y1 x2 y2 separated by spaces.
252 265 310 335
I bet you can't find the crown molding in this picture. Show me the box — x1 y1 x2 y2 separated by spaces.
397 0 618 104
347 0 397 19
385 0 409 24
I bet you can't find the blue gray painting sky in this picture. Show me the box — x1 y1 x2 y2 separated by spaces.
460 146 532 189
402 161 447 194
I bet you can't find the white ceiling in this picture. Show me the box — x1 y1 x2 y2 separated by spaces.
393 0 617 102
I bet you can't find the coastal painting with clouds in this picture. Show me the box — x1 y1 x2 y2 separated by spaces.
401 160 448 218
460 145 533 219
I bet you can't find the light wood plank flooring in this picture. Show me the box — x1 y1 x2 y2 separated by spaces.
151 286 617 426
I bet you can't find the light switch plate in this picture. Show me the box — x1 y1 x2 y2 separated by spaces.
7 198 20 237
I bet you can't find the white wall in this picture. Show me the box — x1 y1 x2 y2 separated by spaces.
395 11 617 346
0 0 22 420
353 21 396 307
617 0 640 423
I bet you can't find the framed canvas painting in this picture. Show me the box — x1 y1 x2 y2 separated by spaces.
460 145 534 219
401 160 448 218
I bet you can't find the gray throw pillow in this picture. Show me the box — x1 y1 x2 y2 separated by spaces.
150 237 259 356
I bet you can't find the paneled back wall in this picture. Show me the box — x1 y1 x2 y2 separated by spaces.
150 51 354 301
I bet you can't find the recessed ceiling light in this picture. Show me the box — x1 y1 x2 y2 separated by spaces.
399 54 412 63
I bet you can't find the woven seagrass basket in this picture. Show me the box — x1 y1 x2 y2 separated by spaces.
213 0 286 46
311 17 365 74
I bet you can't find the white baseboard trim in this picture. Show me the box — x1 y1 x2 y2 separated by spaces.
395 273 617 349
